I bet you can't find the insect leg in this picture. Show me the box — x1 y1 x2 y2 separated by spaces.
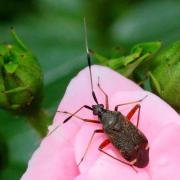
114 95 147 111
126 104 141 127
97 77 109 109
78 129 104 166
98 139 137 172
58 111 100 124
84 18 99 105
61 105 93 124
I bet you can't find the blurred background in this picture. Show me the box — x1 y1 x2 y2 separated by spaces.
0 0 180 179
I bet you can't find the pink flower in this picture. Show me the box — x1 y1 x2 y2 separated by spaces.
21 65 180 180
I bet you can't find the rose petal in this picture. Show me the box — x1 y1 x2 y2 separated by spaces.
111 91 180 143
22 65 180 180
74 155 151 180
22 65 142 180
21 136 79 180
150 123 180 180
75 90 180 176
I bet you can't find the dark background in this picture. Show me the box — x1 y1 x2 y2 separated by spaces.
0 0 180 179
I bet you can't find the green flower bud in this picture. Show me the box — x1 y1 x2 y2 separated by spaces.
0 29 43 114
149 41 180 111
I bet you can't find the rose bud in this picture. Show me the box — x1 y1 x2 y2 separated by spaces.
0 29 49 137
0 29 43 114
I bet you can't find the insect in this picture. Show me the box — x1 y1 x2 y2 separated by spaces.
58 18 149 170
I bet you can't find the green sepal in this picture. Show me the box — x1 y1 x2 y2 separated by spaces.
3 47 19 73
4 63 18 74
90 50 109 65
148 71 162 95
132 42 162 82
3 86 28 94
149 41 180 111
131 41 161 55
118 53 150 77
108 47 142 69
93 41 161 77
4 54 19 74
11 28 28 51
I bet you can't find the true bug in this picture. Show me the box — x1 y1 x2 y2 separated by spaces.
57 18 149 170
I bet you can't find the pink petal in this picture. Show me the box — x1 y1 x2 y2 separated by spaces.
74 156 151 180
150 123 180 180
22 65 180 180
75 90 180 178
110 91 180 143
21 134 79 180
21 65 142 180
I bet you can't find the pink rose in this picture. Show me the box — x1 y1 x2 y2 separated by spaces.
21 65 180 180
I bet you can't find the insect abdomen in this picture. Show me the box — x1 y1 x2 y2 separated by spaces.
104 113 148 162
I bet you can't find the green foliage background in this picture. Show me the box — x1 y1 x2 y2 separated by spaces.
0 0 180 179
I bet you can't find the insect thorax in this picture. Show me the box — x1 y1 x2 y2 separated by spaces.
99 110 123 130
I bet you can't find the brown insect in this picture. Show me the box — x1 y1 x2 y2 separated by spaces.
59 18 149 170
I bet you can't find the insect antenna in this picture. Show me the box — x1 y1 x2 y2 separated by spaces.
84 17 99 105
48 19 99 136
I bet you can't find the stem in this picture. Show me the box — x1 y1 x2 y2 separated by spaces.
27 108 51 138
